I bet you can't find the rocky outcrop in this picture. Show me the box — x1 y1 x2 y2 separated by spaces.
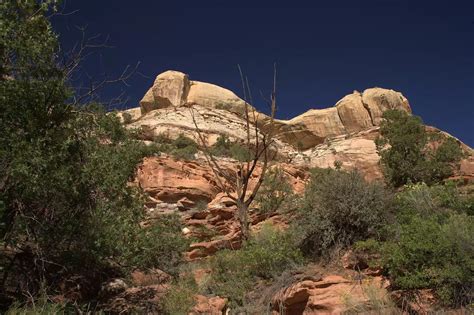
362 87 411 125
136 155 225 206
273 88 410 149
140 71 191 114
187 81 246 113
123 70 473 182
271 273 391 314
130 70 412 150
293 128 383 181
191 295 227 314
139 70 251 116
137 155 308 207
335 91 373 132
136 154 308 260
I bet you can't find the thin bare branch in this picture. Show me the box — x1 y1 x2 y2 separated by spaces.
190 108 237 200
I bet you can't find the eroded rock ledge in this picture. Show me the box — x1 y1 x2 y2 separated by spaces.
118 70 473 182
121 70 410 150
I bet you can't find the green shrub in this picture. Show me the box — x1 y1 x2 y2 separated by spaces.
122 112 133 124
91 213 190 275
376 110 463 187
208 225 303 307
394 182 472 224
382 213 473 307
210 135 232 156
5 288 104 315
170 134 198 159
6 298 67 315
229 143 252 162
0 1 187 307
210 135 251 162
341 281 397 314
295 168 392 257
255 167 293 217
161 275 198 315
142 133 198 160
355 183 474 307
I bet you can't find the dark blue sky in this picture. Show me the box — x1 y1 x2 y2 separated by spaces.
53 0 473 146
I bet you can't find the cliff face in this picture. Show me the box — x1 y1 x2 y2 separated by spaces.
119 70 472 181
131 70 411 151
114 71 473 314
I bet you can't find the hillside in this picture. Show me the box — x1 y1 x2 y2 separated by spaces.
3 2 473 314
107 71 474 314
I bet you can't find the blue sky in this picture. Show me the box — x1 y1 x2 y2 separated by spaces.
53 0 473 146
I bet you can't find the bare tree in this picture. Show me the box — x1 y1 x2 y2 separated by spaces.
191 65 278 241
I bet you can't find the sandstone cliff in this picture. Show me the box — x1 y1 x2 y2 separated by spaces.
116 71 472 314
118 70 472 181
130 70 411 151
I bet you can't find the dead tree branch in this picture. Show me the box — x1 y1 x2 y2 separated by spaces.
191 65 278 241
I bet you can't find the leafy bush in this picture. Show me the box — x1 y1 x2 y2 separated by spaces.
210 135 251 162
93 212 189 274
255 167 293 217
382 213 473 307
394 182 472 223
0 1 188 307
136 132 198 160
168 134 198 160
208 225 303 306
122 112 133 124
295 168 392 257
5 288 103 314
376 110 463 187
161 275 198 315
357 183 474 307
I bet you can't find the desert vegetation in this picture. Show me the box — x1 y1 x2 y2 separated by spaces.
376 109 464 187
0 1 188 312
1 1 472 314
160 167 472 313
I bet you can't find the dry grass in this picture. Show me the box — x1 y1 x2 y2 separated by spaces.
341 281 398 315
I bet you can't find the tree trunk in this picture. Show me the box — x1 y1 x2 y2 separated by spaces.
236 199 250 241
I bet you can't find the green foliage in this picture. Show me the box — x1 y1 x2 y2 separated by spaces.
382 213 473 307
6 301 67 315
376 110 463 187
0 0 188 307
210 135 251 162
168 134 198 160
208 225 303 307
5 286 104 315
255 167 293 217
214 102 232 111
295 168 391 257
161 275 198 315
141 132 198 160
357 183 474 307
122 112 133 124
394 182 472 223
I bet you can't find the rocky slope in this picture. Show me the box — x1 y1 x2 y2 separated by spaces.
116 70 473 314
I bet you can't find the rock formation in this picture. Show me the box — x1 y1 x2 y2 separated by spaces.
114 70 473 314
119 70 473 181
271 273 390 314
129 70 412 150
